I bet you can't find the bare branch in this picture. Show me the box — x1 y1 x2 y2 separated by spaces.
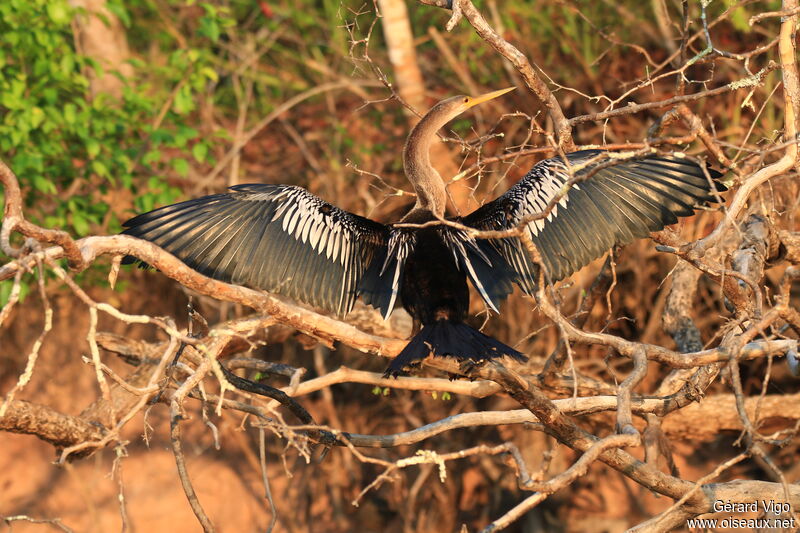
420 0 575 150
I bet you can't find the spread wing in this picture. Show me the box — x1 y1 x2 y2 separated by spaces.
122 184 389 316
462 150 724 293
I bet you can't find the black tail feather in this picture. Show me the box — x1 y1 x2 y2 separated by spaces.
384 320 526 377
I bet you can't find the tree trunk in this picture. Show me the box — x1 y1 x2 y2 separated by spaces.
70 0 134 99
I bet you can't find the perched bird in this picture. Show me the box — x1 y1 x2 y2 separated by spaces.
122 87 723 375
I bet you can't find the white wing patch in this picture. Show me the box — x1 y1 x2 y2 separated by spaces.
521 163 573 236
267 188 356 267
380 231 415 320
439 229 498 313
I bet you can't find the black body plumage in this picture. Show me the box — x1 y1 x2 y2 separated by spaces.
122 150 723 375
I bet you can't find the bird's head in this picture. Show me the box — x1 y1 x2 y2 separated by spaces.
426 86 516 126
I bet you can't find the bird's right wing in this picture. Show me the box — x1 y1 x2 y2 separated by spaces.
463 150 724 293
122 184 389 317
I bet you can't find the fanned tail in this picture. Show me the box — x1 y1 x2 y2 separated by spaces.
384 320 526 377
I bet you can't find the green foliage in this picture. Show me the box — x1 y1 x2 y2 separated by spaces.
0 0 377 306
0 0 231 242
430 391 451 401
0 273 30 306
0 0 244 304
727 2 752 33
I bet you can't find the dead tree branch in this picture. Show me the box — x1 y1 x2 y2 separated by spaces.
420 0 575 150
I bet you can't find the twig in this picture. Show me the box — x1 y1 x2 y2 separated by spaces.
1 515 75 533
482 434 640 533
59 333 180 461
421 0 575 150
258 427 278 533
170 357 216 532
191 81 381 193
616 347 647 436
0 259 52 418
569 62 779 127
635 453 748 532
112 446 131 533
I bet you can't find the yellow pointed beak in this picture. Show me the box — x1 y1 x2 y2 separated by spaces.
464 86 515 109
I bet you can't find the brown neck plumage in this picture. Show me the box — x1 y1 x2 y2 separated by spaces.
402 103 454 218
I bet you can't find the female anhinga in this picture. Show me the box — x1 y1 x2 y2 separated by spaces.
123 87 722 375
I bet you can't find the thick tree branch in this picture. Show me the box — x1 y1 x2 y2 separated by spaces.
0 399 106 449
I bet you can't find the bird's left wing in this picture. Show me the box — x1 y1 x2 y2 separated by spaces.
122 184 389 316
462 150 723 294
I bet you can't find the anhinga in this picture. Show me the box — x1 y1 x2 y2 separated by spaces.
123 87 722 375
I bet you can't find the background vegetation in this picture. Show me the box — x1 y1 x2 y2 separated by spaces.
1 0 799 532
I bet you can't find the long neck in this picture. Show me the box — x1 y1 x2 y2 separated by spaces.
403 110 451 218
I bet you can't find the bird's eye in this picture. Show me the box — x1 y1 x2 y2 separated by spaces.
463 97 469 103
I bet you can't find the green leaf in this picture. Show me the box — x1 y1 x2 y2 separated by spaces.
172 158 189 176
199 66 218 83
91 160 109 177
192 143 208 163
201 3 218 17
0 0 224 296
136 194 155 213
59 54 75 74
105 1 131 27
46 2 70 25
151 129 175 145
173 85 194 115
0 279 13 307
1 92 21 110
63 103 77 125
29 107 45 129
86 138 100 159
729 7 750 32
71 211 90 235
45 216 64 228
32 175 57 194
199 16 221 42
174 125 198 147
143 150 161 166
0 277 31 305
